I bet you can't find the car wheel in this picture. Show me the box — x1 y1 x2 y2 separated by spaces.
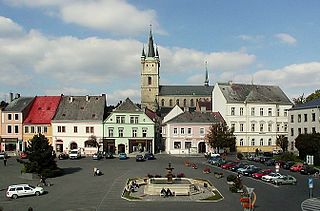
12 194 18 199
35 191 40 196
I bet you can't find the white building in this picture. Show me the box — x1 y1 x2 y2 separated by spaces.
51 95 106 155
213 82 292 153
288 98 320 152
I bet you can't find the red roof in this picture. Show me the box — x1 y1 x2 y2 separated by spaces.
24 96 62 124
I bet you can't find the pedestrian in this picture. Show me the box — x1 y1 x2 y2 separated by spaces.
3 156 7 166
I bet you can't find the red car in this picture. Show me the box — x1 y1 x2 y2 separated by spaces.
220 161 238 170
252 169 273 179
290 163 304 172
19 151 28 159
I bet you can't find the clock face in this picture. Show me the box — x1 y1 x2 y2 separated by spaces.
146 64 154 71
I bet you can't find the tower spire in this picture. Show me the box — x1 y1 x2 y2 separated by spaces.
204 61 209 86
147 24 155 57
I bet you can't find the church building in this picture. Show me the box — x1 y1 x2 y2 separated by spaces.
140 29 214 113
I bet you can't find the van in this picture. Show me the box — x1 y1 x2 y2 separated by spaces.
69 149 81 159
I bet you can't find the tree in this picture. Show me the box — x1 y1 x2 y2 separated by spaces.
205 123 236 152
23 134 61 177
276 135 288 152
292 93 305 105
295 133 320 165
85 135 100 149
306 89 320 102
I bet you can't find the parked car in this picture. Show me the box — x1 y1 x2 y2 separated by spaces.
105 152 114 159
290 163 304 172
261 172 283 182
19 151 28 159
58 153 69 160
230 162 248 172
135 154 145 162
93 152 103 160
243 167 261 177
237 165 256 174
300 166 320 175
144 152 155 160
220 161 238 170
283 161 295 170
273 175 297 185
6 184 44 199
119 152 127 160
264 159 275 166
0 152 8 159
252 169 273 180
69 149 81 159
207 156 221 164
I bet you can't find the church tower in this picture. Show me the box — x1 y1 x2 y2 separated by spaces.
141 27 160 111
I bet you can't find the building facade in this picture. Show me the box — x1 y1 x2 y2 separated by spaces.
140 29 213 112
288 98 320 152
162 111 224 155
51 95 106 155
103 98 155 154
213 82 293 153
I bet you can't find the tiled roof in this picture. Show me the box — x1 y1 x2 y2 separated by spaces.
197 100 212 111
52 95 106 121
3 97 34 112
24 96 61 124
165 111 223 124
289 97 320 110
114 98 141 112
159 85 214 96
218 83 292 105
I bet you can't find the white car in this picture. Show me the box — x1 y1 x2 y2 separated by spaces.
261 172 283 182
69 149 81 159
6 184 44 199
237 165 255 174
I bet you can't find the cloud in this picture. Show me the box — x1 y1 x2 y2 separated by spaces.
107 89 140 105
0 16 23 37
4 0 161 35
238 34 264 42
275 33 297 45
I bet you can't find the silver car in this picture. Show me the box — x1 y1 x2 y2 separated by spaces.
273 175 297 185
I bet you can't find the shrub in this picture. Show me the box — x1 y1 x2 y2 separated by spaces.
237 152 244 160
147 174 154 178
154 174 162 178
227 174 237 182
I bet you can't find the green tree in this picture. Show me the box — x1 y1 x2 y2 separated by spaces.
24 134 60 177
205 123 236 152
295 133 320 164
292 93 306 105
85 135 100 150
276 135 289 152
306 89 320 102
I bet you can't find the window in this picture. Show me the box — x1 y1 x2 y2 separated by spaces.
200 128 205 135
290 115 294 123
312 113 316 122
174 142 181 149
135 117 138 124
231 107 235 115
180 128 185 134
260 138 264 146
240 123 244 132
304 128 308 134
269 108 273 116
240 107 244 116
190 99 194 107
268 123 272 132
251 139 255 146
116 116 120 123
277 124 280 132
298 128 301 135
169 99 173 107
43 127 47 133
291 128 294 136
312 127 316 133
130 117 134 124
148 77 152 85
31 126 35 133
14 114 19 120
108 128 114 137
8 114 12 120
142 128 147 137
260 123 264 132
240 139 244 146
86 127 89 133
284 124 287 132
74 126 78 133
176 99 179 106
132 128 137 137
14 125 19 133
58 126 66 133
119 128 124 137
185 142 191 149
121 117 125 123
231 124 235 131
173 128 178 135
276 108 279 116
298 114 301 123
116 116 125 123
304 114 308 122
183 99 187 107
37 126 41 133
161 99 165 107
284 111 288 117
251 123 255 132
24 126 29 133
268 138 272 146
187 128 192 134
260 108 264 116
7 125 12 133
251 108 255 116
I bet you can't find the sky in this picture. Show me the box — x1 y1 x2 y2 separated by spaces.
1 0 320 105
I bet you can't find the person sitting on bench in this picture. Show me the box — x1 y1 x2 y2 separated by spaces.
160 188 167 197
166 188 173 197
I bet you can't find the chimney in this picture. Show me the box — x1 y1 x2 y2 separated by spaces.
69 96 73 103
9 93 13 102
86 95 89 102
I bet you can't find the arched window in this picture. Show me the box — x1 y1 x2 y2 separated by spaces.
240 139 243 146
260 138 264 146
161 99 165 107
251 138 255 146
190 99 194 107
169 99 173 106
176 99 180 106
183 99 187 107
148 77 152 85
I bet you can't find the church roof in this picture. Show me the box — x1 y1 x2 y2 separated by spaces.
289 97 320 110
159 85 214 96
165 111 223 124
218 82 292 105
114 98 142 112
